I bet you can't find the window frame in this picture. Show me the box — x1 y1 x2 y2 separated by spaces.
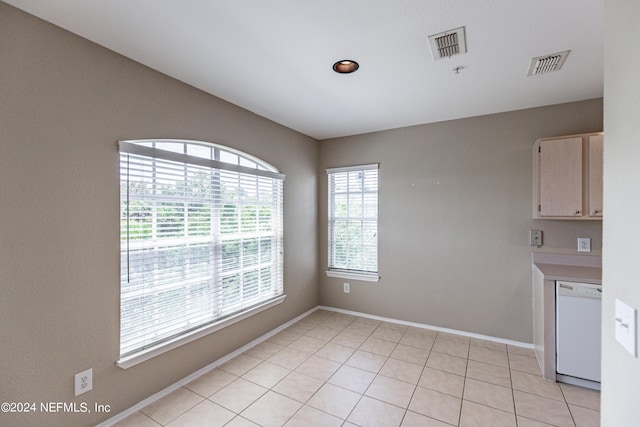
117 139 285 368
325 164 380 283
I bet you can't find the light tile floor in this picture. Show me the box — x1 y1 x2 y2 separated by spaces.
113 310 600 427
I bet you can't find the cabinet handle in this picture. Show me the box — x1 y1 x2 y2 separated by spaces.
593 209 601 214
575 210 581 215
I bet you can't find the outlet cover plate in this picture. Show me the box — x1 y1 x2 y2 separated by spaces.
577 237 591 252
74 368 93 396
615 298 637 357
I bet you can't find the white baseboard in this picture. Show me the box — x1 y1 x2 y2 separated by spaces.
98 305 532 425
317 305 534 349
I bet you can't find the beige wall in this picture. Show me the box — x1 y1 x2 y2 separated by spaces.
319 99 603 343
602 0 640 425
0 4 317 426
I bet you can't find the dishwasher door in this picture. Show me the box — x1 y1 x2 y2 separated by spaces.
556 281 602 383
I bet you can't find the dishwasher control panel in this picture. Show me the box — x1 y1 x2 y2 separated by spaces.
557 281 602 299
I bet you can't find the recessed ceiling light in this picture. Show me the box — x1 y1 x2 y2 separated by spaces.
333 60 359 74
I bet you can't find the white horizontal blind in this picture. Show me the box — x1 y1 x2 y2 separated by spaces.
119 140 284 357
327 164 378 273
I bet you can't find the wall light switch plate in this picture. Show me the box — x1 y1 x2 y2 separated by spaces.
615 298 637 357
530 230 542 247
577 237 591 252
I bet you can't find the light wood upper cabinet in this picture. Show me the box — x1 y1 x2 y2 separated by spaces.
533 132 603 220
588 135 603 217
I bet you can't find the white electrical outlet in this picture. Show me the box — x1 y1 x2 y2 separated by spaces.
74 368 93 397
577 237 591 252
343 283 350 293
615 298 637 357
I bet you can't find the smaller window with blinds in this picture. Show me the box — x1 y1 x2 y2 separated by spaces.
326 164 379 282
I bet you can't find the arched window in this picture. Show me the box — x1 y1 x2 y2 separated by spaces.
118 139 284 365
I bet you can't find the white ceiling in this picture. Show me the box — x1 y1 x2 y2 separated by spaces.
5 0 604 140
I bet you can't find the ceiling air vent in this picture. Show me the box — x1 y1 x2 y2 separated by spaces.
527 50 570 76
428 27 467 60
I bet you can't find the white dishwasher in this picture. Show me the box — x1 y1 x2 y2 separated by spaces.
556 281 602 389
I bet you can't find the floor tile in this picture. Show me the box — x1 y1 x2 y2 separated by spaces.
344 321 379 336
323 313 357 329
115 310 603 427
468 345 509 368
140 388 203 425
225 417 260 427
409 386 462 426
359 336 398 356
244 341 285 360
345 350 388 373
332 331 369 348
209 378 268 413
437 332 471 344
267 330 303 346
569 404 601 427
267 346 312 370
508 353 541 375
433 337 470 358
515 416 555 427
365 374 416 408
219 354 263 376
284 405 343 427
351 316 382 327
272 371 324 403
307 383 361 419
379 321 408 332
184 368 237 398
400 329 436 350
165 400 235 427
400 410 455 427
426 350 468 376
507 345 536 358
348 396 406 427
242 361 291 388
288 335 327 353
463 378 514 413
459 400 516 427
371 325 406 342
419 366 465 397
511 370 564 401
328 365 376 394
284 321 317 335
306 325 343 341
315 341 356 363
241 391 302 427
513 390 574 427
560 382 601 411
112 411 160 427
379 357 424 384
465 360 511 388
295 355 341 381
470 338 507 352
390 343 430 365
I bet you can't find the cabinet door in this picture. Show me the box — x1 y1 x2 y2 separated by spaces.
588 135 603 217
539 138 583 217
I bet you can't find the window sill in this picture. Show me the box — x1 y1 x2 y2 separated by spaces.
325 270 380 282
116 294 286 369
